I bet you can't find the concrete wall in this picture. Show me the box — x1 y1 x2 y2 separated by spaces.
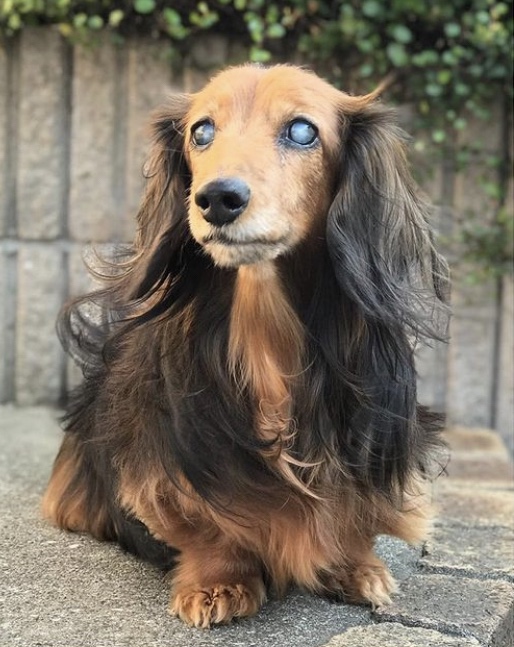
0 29 512 446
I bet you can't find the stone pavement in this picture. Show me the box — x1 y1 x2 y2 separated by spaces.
0 406 513 647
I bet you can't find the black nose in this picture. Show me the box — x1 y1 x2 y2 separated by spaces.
194 178 250 226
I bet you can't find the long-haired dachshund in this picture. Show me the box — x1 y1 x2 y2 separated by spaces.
42 64 448 628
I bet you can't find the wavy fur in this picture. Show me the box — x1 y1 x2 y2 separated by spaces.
43 64 449 627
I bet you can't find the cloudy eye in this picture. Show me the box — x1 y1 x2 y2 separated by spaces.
286 119 319 146
191 120 215 147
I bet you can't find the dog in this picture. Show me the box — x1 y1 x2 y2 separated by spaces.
42 64 448 628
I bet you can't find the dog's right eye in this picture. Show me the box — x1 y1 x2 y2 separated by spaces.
191 120 215 147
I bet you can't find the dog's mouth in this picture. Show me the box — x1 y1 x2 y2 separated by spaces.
202 232 287 247
200 231 289 267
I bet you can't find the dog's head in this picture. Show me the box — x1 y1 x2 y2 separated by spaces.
183 65 347 267
145 65 376 264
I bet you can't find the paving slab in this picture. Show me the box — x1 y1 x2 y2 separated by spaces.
374 573 514 647
436 481 514 528
444 427 510 453
324 622 481 646
420 522 514 582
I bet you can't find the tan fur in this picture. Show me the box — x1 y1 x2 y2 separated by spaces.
41 435 110 540
228 262 321 496
185 66 361 268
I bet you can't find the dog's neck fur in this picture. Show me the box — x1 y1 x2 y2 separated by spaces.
228 262 304 439
228 262 317 494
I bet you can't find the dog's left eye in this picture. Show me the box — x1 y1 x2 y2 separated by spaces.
285 119 319 146
191 120 215 147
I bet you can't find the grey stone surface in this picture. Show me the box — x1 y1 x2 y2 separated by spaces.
436 481 514 528
444 426 510 453
189 35 229 70
324 622 481 647
447 276 498 429
0 248 16 403
416 339 449 416
420 521 514 582
16 28 69 240
69 37 120 242
14 246 65 404
497 276 514 454
125 39 171 240
443 426 514 482
374 573 514 647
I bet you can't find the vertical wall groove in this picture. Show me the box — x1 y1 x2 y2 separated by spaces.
112 45 129 243
490 95 513 431
59 39 73 240
0 36 20 402
4 35 20 237
58 39 74 403
1 249 18 403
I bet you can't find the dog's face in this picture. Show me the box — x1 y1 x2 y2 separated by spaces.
183 66 345 267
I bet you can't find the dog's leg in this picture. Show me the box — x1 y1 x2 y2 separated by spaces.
169 543 266 628
320 490 432 608
42 433 113 540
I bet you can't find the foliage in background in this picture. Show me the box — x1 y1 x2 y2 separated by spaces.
1 0 512 276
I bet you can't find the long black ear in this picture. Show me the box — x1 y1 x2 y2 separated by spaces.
58 94 196 369
324 102 449 492
327 103 449 342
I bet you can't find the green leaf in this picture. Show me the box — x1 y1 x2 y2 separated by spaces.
386 42 408 67
163 8 189 39
73 13 87 28
476 10 490 25
249 45 271 62
412 49 439 67
163 8 181 26
88 15 104 30
432 129 446 143
437 69 452 84
359 63 374 77
357 38 374 53
266 23 285 38
109 9 124 27
426 83 443 97
134 0 156 15
362 1 382 18
442 50 457 65
455 82 470 96
444 22 461 38
389 24 412 44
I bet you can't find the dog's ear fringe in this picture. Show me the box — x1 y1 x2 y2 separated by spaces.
57 95 195 375
328 102 450 342
309 100 450 493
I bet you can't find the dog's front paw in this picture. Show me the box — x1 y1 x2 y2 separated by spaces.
169 578 266 628
322 558 397 609
350 561 397 608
